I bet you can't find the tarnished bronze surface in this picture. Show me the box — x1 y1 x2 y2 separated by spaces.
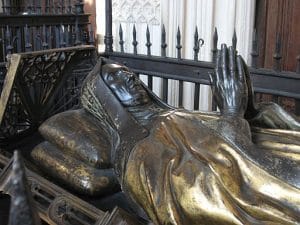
249 102 300 130
38 109 112 169
30 45 300 224
32 141 119 196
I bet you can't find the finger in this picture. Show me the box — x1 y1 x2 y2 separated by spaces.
221 44 229 83
237 56 249 96
241 57 254 99
229 46 237 80
237 56 245 83
215 50 222 84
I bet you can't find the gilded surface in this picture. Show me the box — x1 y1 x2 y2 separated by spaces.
31 109 119 196
125 111 300 224
31 45 300 224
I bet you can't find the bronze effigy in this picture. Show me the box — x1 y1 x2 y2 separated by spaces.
31 45 300 224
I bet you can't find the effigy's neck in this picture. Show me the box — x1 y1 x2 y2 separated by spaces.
126 102 165 127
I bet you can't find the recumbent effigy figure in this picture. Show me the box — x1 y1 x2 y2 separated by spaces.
31 45 300 224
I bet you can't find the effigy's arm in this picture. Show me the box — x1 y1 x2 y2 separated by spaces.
247 102 300 130
241 54 300 131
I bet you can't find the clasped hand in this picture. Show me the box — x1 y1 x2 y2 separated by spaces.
209 44 248 118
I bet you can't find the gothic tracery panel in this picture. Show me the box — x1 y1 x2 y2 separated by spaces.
112 0 160 25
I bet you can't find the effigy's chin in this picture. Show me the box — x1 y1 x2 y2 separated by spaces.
123 113 300 225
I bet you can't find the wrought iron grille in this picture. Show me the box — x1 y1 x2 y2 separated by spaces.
103 0 300 115
0 0 94 92
0 46 97 144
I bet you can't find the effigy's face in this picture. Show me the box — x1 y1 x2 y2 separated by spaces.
103 69 150 106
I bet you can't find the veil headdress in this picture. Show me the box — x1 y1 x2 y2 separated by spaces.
80 58 170 181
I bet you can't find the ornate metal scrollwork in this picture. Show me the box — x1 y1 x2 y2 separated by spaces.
0 46 97 144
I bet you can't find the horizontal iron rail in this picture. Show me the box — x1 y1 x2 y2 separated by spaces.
0 14 90 26
103 52 300 100
14 45 95 57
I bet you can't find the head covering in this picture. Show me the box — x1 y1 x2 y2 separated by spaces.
80 57 170 181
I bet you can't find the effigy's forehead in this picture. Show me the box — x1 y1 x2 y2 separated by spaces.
103 63 130 77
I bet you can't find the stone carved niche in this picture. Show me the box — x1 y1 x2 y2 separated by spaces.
112 0 160 25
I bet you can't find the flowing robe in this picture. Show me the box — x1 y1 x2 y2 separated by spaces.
124 111 300 225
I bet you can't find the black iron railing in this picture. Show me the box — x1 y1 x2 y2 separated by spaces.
103 0 300 115
0 0 94 92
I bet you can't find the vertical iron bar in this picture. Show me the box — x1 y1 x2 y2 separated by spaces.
27 0 32 14
88 24 95 45
176 26 182 59
162 78 168 103
52 0 55 14
161 25 168 102
56 0 61 14
273 34 282 71
83 30 89 44
1 0 4 14
176 26 183 107
62 0 65 13
194 83 200 110
16 27 21 52
7 0 11 14
45 0 50 13
24 25 32 52
68 0 72 13
147 76 153 90
146 25 153 90
75 0 84 14
5 0 11 14
72 25 76 45
211 29 218 112
296 55 300 73
5 26 13 55
179 80 183 108
146 25 152 56
146 25 153 89
33 26 38 50
251 28 259 68
60 24 66 47
232 29 237 50
194 26 199 61
161 24 167 57
48 26 53 49
74 17 81 45
36 0 41 14
55 25 60 48
65 25 70 46
119 24 124 52
42 24 49 49
104 0 113 52
32 0 35 14
132 24 138 54
212 27 218 63
1 27 5 61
